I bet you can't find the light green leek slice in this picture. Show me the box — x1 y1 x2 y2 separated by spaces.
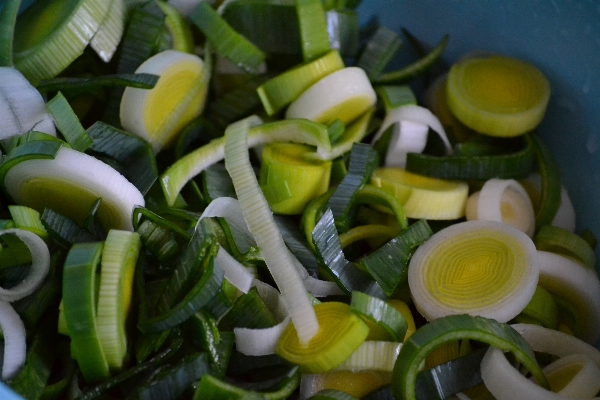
89 0 125 62
45 91 93 152
295 0 330 62
276 301 369 373
534 225 596 269
259 142 332 215
62 241 110 383
96 229 141 371
285 67 377 125
371 167 468 220
13 0 111 84
3 146 145 231
392 314 548 400
350 291 407 342
156 0 194 54
160 118 331 207
8 205 48 241
376 85 417 112
257 50 345 116
446 55 550 137
514 285 558 330
408 220 539 323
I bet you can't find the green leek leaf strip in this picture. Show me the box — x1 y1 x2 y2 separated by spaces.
137 352 210 400
327 119 346 144
391 314 548 400
161 118 331 207
13 0 111 84
354 184 408 230
0 0 20 67
77 331 183 400
190 2 265 73
89 0 125 62
136 219 182 266
376 85 417 112
201 164 237 204
515 285 558 330
0 233 30 269
373 34 449 84
405 133 535 180
309 389 360 400
138 220 224 333
326 9 359 58
325 106 376 160
41 208 97 247
221 287 278 331
187 310 233 379
312 209 386 298
530 134 561 229
46 92 93 152
62 242 110 383
359 219 431 296
351 292 407 342
256 50 345 116
86 121 158 195
36 73 159 94
224 116 319 344
174 117 221 160
131 207 191 241
194 373 266 400
8 205 48 240
6 314 56 400
295 0 330 62
357 26 402 80
326 142 379 232
12 275 60 329
274 215 320 278
534 225 596 268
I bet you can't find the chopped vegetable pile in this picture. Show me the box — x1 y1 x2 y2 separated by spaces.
1 0 599 399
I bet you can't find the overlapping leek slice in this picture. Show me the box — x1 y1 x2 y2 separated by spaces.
370 167 468 220
120 50 208 153
300 371 391 399
285 67 377 125
408 220 539 322
446 55 550 137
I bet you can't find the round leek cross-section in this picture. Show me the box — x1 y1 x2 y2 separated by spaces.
285 67 377 125
370 167 468 220
120 50 208 153
408 220 539 322
275 302 369 373
3 146 144 231
446 55 550 137
259 142 332 215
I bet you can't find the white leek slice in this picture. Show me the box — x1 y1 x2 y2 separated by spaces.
333 341 402 372
0 228 50 302
408 220 538 322
536 251 600 344
542 353 600 398
0 67 56 140
0 300 26 380
120 50 208 153
371 105 452 168
4 146 145 231
214 248 253 294
224 117 319 344
466 178 535 237
481 346 600 400
285 67 377 125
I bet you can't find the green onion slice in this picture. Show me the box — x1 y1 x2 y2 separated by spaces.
408 220 539 323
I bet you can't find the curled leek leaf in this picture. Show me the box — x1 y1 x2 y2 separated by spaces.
408 220 539 323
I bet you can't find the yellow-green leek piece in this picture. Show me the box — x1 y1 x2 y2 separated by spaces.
276 301 369 373
408 220 539 323
534 225 596 269
513 285 558 330
371 167 468 220
259 142 332 215
7 205 48 242
446 55 550 137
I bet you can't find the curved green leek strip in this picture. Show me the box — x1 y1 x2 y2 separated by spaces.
295 0 330 62
514 285 558 330
8 205 48 241
354 185 408 230
0 0 20 67
373 34 449 84
161 117 331 206
534 225 595 269
351 291 407 342
62 242 110 383
276 302 369 373
391 314 548 400
530 134 561 230
301 188 334 249
357 26 402 80
194 374 265 400
46 91 92 152
405 132 535 180
338 224 399 249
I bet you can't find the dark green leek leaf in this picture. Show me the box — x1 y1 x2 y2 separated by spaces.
376 85 417 111
201 163 236 203
36 73 159 94
309 389 360 400
174 116 221 159
274 215 319 278
12 276 60 329
295 0 330 62
326 9 359 58
357 26 403 80
41 208 98 247
531 133 561 229
187 310 234 379
46 92 92 152
194 373 266 400
0 232 31 268
220 287 277 331
0 0 20 67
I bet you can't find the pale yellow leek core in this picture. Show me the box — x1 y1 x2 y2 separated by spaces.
408 220 538 322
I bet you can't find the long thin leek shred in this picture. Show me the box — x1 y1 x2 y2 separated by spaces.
0 0 19 67
359 219 432 296
326 143 379 232
37 73 159 95
312 209 386 298
357 26 403 80
46 92 93 152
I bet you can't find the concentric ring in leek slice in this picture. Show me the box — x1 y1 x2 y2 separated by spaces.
370 167 468 220
446 55 550 137
13 0 111 84
3 146 144 231
275 302 369 373
120 50 208 153
542 353 600 398
408 220 538 322
285 67 377 125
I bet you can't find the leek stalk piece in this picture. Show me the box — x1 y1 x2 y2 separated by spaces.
534 225 596 269
0 0 19 67
350 291 407 342
295 0 330 62
7 205 48 241
446 55 550 137
357 26 402 80
333 340 402 372
301 372 390 399
46 91 93 152
408 220 538 323
514 285 558 330
275 301 369 373
89 0 124 62
224 116 319 345
542 353 600 397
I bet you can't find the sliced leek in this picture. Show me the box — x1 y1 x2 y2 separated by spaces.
333 340 402 372
534 225 595 269
408 220 538 322
285 67 377 125
0 300 26 380
542 353 600 398
446 55 550 137
120 49 208 153
89 0 125 62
